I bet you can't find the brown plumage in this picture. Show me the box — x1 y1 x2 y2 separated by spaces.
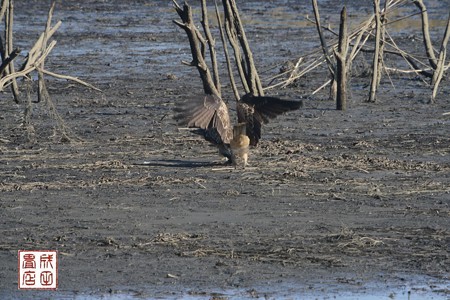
175 94 232 144
237 94 303 146
230 123 250 167
174 93 302 165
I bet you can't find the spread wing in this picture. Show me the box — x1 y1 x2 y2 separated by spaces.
174 94 233 144
238 94 303 146
191 128 233 160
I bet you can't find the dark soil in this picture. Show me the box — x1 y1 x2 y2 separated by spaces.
1 1 449 299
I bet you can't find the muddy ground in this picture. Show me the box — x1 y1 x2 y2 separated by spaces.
1 0 449 299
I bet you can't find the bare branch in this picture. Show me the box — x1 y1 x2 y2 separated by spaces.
413 0 438 69
222 0 249 94
38 68 102 92
431 11 450 103
223 0 263 96
312 0 335 77
215 0 239 101
201 0 221 96
0 40 56 90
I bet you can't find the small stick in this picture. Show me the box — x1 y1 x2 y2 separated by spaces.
384 30 431 81
272 56 325 90
312 79 332 95
347 15 373 72
38 68 102 92
282 57 304 88
305 15 339 37
0 47 19 75
384 67 433 74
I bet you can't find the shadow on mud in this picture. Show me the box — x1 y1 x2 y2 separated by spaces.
137 159 226 168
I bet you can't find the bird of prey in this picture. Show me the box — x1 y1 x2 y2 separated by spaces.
174 93 302 167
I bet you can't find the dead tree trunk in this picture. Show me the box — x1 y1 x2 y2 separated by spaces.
335 7 348 111
1 0 20 103
368 0 382 103
173 0 265 103
376 0 388 88
173 1 220 98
